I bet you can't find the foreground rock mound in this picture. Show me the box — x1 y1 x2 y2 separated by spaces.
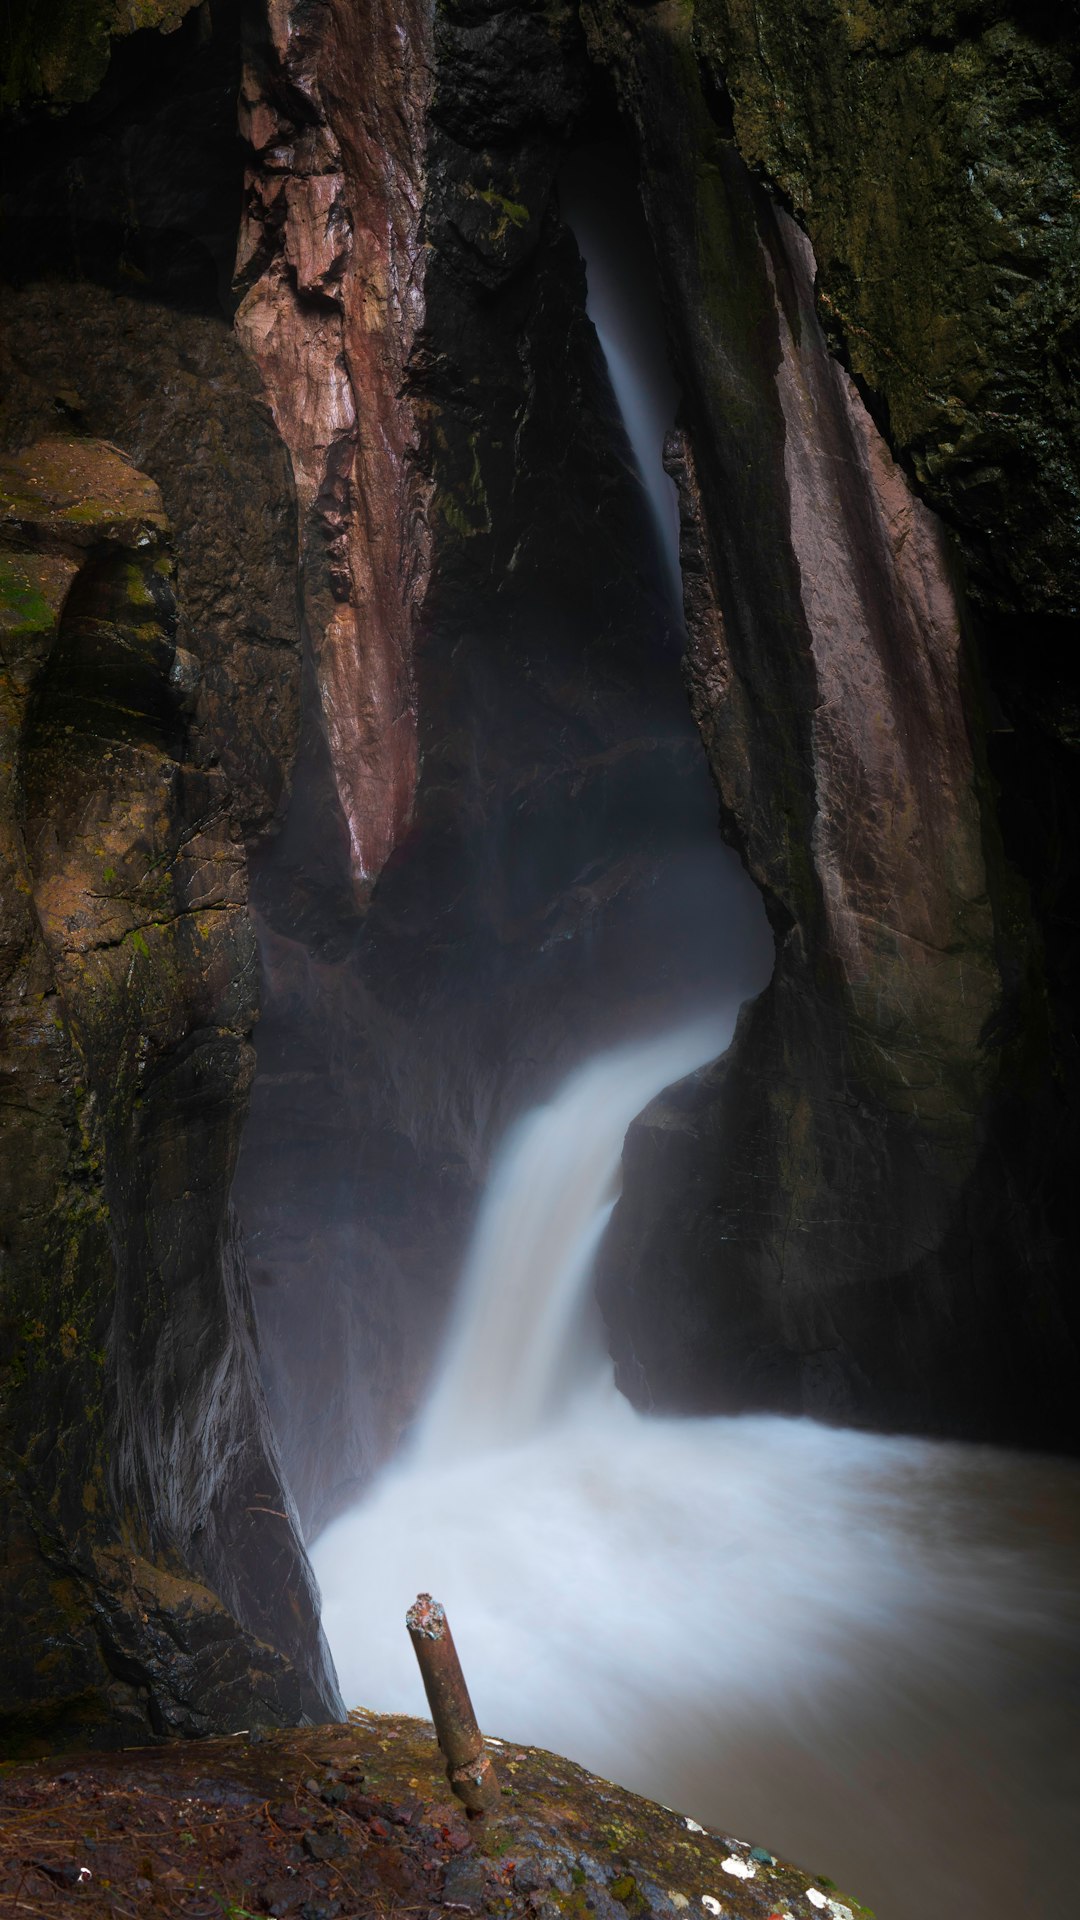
0 1711 869 1920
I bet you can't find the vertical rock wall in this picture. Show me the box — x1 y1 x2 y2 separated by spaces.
0 0 342 1751
0 435 339 1751
694 0 1080 624
234 0 434 884
583 0 1079 1443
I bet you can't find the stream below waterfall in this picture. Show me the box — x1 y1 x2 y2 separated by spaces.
312 1021 1080 1920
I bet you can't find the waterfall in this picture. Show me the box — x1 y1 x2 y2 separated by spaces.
313 1029 1080 1920
311 150 1080 1920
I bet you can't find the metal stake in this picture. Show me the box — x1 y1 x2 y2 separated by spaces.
406 1592 500 1816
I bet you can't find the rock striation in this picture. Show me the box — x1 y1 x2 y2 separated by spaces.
234 0 434 883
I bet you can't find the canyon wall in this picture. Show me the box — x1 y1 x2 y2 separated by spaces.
0 0 342 1750
583 0 1079 1444
234 0 433 883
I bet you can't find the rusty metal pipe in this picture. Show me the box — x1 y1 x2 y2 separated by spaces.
406 1592 500 1816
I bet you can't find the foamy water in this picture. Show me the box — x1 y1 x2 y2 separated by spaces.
313 1029 1080 1920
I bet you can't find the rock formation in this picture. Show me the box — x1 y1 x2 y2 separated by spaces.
0 432 338 1749
234 0 433 882
1 1 340 1746
582 0 1079 1445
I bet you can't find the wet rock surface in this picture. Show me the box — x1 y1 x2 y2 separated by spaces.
0 1713 872 1920
1 0 246 313
692 0 1080 626
0 0 346 1748
0 429 336 1749
0 281 302 837
582 0 1080 1447
234 0 433 882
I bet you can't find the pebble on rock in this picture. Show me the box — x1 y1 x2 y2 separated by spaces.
720 1856 755 1880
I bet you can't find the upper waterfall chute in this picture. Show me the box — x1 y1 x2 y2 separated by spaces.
561 148 684 609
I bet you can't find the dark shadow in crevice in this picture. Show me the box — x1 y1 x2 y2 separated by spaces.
0 0 245 315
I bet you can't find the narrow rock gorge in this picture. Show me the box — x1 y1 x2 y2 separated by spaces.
1 0 1078 1756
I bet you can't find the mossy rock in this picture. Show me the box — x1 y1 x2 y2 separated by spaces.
0 436 168 552
0 0 199 115
694 0 1080 617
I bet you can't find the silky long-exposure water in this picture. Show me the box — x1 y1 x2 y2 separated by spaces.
313 1028 1080 1920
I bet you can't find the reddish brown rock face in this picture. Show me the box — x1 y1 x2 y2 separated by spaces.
767 215 997 1141
235 0 434 885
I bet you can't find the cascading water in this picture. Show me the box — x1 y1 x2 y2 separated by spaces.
313 1027 1080 1920
414 1019 731 1459
312 151 1080 1920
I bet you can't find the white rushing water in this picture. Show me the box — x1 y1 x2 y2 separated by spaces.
561 150 684 605
313 1022 1080 1920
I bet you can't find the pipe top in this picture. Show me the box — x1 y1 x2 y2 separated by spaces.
407 1592 447 1640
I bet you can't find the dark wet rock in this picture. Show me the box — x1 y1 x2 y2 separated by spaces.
303 1828 348 1863
1 0 197 114
444 1855 492 1908
234 0 433 884
0 281 302 839
693 0 1080 626
1 0 247 312
260 1880 302 1917
0 430 338 1753
584 0 1080 1448
0 1714 874 1920
0 0 349 1746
